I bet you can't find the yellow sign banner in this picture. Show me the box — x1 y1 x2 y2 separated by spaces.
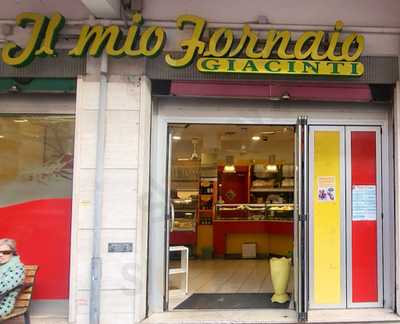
197 58 364 76
1 12 365 77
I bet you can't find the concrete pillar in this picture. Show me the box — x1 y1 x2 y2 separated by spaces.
69 57 151 323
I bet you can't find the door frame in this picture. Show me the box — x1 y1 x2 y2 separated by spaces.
147 97 393 316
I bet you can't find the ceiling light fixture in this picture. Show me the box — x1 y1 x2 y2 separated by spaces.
223 155 236 173
14 119 28 123
266 154 278 173
8 84 20 93
252 135 261 141
190 138 200 160
281 92 291 100
172 135 181 140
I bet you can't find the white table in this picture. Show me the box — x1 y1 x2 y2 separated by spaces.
169 245 189 294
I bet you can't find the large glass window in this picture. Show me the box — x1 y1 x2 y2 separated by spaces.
0 115 74 308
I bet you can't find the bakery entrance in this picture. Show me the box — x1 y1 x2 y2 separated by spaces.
148 98 394 323
164 121 307 319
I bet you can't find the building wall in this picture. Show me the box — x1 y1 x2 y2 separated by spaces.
0 2 398 323
142 0 400 28
70 57 151 323
141 0 400 57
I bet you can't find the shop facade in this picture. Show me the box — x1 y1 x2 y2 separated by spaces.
1 1 400 323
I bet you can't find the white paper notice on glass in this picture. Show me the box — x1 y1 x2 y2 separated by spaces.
352 185 377 221
317 176 336 202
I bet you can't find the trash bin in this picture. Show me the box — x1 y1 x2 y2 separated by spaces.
269 257 291 303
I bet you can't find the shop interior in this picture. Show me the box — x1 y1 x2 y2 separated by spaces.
167 124 295 310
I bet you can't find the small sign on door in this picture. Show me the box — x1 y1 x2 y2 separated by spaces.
352 185 377 221
317 176 336 202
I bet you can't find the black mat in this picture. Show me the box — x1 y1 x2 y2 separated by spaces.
175 293 290 309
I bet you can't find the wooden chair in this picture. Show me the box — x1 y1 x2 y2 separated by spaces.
0 265 39 324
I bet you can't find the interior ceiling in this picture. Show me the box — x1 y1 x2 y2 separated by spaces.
171 124 295 158
171 124 294 140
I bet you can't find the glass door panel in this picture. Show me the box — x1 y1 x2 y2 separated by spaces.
164 129 173 310
294 116 308 321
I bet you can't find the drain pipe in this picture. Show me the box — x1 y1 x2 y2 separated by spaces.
89 52 108 324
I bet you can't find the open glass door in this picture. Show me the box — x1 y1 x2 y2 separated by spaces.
294 116 309 322
163 129 173 310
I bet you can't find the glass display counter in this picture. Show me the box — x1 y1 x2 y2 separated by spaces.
215 203 294 221
171 198 197 232
169 197 197 248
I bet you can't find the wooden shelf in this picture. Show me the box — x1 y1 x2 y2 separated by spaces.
250 187 294 192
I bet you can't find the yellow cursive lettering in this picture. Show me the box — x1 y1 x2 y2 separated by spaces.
204 28 234 57
165 15 206 67
2 12 48 66
35 13 65 56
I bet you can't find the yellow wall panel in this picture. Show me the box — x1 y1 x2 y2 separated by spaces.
313 131 342 305
196 224 213 255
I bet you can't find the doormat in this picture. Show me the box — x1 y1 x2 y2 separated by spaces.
175 293 290 309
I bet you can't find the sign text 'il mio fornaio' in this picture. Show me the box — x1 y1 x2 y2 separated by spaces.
2 12 365 76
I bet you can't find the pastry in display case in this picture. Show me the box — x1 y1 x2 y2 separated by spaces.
249 162 294 219
170 197 197 232
215 202 294 220
169 195 197 257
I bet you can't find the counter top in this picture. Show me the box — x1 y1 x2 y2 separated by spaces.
214 218 293 223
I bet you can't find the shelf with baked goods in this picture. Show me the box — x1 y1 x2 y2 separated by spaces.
250 163 294 205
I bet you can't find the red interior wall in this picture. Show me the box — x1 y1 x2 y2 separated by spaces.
218 166 249 218
219 170 249 203
351 131 378 303
0 198 71 299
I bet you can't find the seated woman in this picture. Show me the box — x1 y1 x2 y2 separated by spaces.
0 238 25 319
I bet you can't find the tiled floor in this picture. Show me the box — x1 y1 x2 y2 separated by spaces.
168 259 294 310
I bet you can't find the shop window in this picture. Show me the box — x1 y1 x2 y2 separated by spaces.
0 115 75 313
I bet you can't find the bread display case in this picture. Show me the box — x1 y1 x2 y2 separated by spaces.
171 197 197 232
215 203 294 220
169 196 197 249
